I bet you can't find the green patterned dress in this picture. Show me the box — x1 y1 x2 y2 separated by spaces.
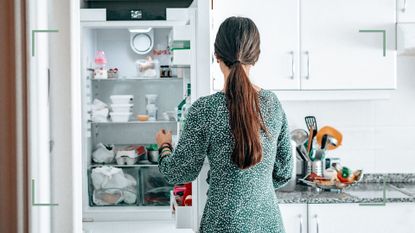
158 89 293 233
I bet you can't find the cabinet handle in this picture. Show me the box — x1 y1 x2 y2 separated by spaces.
298 214 303 233
289 51 295 79
402 0 407 12
305 51 310 80
314 214 319 233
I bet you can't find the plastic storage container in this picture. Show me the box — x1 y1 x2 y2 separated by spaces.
110 95 134 104
115 146 138 165
110 112 132 122
111 104 133 112
136 58 160 78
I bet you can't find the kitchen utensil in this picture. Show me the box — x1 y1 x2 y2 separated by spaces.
299 144 308 158
296 145 309 161
316 126 343 150
314 149 325 161
305 116 318 153
290 129 309 145
321 134 328 149
305 116 318 132
327 136 339 148
306 130 314 154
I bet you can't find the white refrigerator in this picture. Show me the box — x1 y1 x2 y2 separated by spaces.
78 8 211 232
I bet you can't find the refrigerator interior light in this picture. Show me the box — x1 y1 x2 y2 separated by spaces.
129 28 154 55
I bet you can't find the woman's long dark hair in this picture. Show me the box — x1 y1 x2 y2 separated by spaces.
214 17 267 169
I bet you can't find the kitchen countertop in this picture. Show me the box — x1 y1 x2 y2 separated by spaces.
276 173 415 204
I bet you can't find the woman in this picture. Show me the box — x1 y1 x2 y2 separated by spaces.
156 17 293 233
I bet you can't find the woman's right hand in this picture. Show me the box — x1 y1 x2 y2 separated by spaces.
155 129 172 148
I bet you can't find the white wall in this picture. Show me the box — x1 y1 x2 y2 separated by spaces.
281 56 415 173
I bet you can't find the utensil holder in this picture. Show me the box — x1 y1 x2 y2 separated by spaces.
304 160 323 177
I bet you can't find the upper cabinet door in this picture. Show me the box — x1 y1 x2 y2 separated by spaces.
398 0 415 22
211 0 300 91
301 0 396 90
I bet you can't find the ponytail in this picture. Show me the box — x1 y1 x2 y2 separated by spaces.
215 16 266 169
225 61 267 169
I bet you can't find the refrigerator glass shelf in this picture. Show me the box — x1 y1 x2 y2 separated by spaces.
91 120 177 124
91 77 183 81
89 163 158 168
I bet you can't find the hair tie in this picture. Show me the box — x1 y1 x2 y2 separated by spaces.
231 60 241 66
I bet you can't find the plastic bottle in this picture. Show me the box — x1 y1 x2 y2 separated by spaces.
177 83 191 136
94 50 108 79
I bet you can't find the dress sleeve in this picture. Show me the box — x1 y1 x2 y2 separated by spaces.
272 111 294 189
158 98 209 184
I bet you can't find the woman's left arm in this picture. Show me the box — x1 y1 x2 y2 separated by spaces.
158 98 209 184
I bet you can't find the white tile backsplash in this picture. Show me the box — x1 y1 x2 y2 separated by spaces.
374 126 415 150
326 149 376 173
282 56 415 173
374 148 415 173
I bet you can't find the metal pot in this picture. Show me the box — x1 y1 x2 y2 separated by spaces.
148 150 159 163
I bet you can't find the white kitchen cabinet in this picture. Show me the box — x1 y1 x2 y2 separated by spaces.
398 0 415 22
308 203 415 233
211 0 397 92
279 204 308 233
211 0 301 91
301 0 396 90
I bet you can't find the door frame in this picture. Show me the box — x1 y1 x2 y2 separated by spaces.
0 0 29 232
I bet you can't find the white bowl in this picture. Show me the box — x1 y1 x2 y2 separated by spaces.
110 95 134 104
111 104 133 112
110 112 132 122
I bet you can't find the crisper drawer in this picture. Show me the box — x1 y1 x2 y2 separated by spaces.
140 166 173 206
88 166 173 207
88 167 139 206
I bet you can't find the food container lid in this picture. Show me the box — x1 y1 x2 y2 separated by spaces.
110 112 132 116
110 95 134 99
111 104 134 107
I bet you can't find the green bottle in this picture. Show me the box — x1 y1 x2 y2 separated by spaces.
177 83 191 135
